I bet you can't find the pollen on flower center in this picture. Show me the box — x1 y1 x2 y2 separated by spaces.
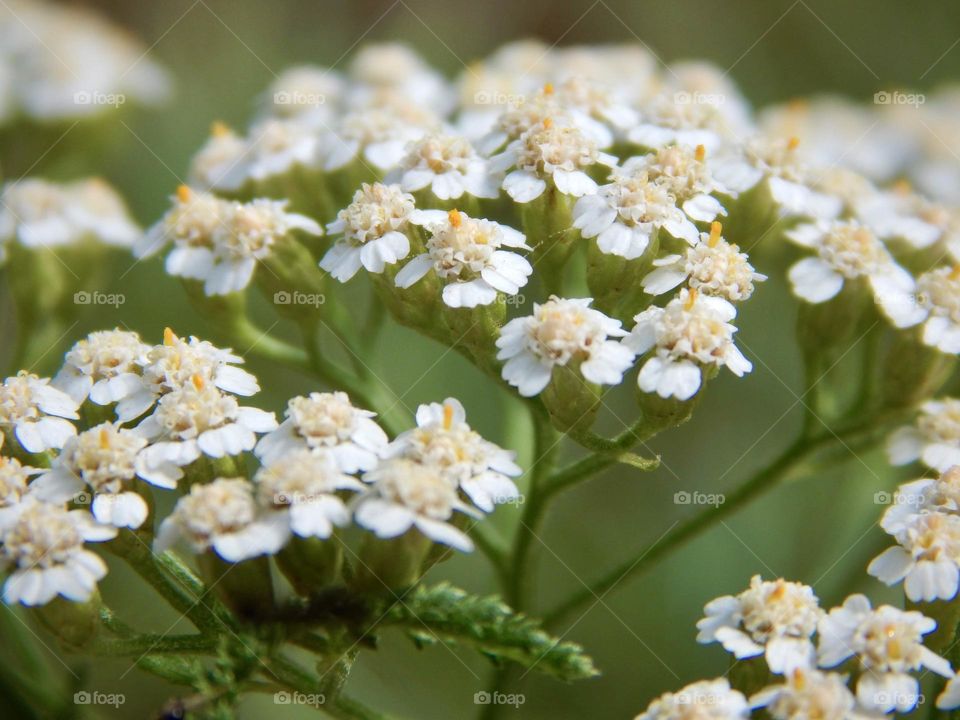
0 373 42 424
176 478 257 543
816 222 887 278
338 183 414 243
0 457 30 507
606 172 676 226
426 214 500 278
516 121 599 174
62 424 146 493
917 400 960 444
917 266 960 324
154 383 239 438
853 612 925 672
1 502 82 568
737 577 821 642
289 392 358 445
528 300 607 365
374 458 458 520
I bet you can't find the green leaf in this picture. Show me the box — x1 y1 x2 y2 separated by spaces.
382 583 599 681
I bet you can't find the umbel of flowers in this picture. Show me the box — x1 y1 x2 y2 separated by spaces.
5 30 960 720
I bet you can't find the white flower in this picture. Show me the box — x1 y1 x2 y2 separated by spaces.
30 423 150 528
155 478 289 562
237 118 321 182
492 118 617 202
116 328 261 422
628 93 727 153
1 498 116 606
387 398 522 512
937 674 960 710
203 198 322 296
911 266 960 353
634 678 749 720
346 43 453 113
0 178 139 251
354 458 478 552
255 391 388 472
395 208 532 308
188 122 249 192
135 185 228 264
255 449 363 539
868 511 960 602
887 398 960 472
855 189 944 250
750 668 881 720
712 137 841 220
496 296 635 397
261 65 343 126
0 372 78 453
696 575 822 674
877 468 960 534
817 594 952 714
785 220 923 328
134 375 277 489
386 133 499 200
642 222 766 302
625 289 752 401
0 456 41 527
621 144 730 223
573 170 699 260
53 329 150 406
320 183 414 282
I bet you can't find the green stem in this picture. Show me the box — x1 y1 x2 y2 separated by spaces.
92 633 218 656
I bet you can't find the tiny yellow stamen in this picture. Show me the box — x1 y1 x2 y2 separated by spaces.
99 427 110 449
787 136 800 151
176 185 192 203
191 374 205 391
543 82 554 95
708 221 722 248
163 327 177 346
448 209 462 228
543 117 553 130
950 265 960 281
443 403 455 430
892 178 912 195
684 288 698 310
694 144 706 162
211 121 231 137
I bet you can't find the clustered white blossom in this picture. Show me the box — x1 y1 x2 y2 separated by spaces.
0 325 524 606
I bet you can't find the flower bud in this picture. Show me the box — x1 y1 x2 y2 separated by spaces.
541 363 602 433
276 535 342 596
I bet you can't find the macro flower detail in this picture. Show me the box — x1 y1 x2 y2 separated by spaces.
255 391 388 471
817 595 952 713
493 118 617 202
321 182 415 281
53 329 150 406
386 133 499 200
395 208 532 308
625 289 752 400
868 510 960 602
30 423 150 529
696 575 822 674
0 372 79 453
623 144 730 223
642 222 766 302
496 296 635 396
135 185 228 266
355 457 479 551
134 376 277 488
911 266 960 353
573 168 699 259
1 498 116 606
785 220 923 327
387 398 522 512
750 669 880 720
255 449 364 539
634 678 750 720
156 477 289 562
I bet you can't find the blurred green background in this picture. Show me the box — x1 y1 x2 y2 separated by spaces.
4 0 960 717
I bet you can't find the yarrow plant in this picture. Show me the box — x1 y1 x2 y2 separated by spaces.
3 19 960 720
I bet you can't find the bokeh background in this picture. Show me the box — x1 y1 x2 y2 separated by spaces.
4 0 960 717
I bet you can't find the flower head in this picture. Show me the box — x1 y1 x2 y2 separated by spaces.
395 208 532 308
387 133 498 200
869 510 960 602
625 289 752 400
696 575 822 674
321 183 414 281
497 296 635 397
156 477 289 562
255 391 388 472
53 329 150 405
355 458 478 551
887 398 960 472
0 372 78 453
750 669 877 720
1 498 116 605
634 678 749 720
388 398 522 512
